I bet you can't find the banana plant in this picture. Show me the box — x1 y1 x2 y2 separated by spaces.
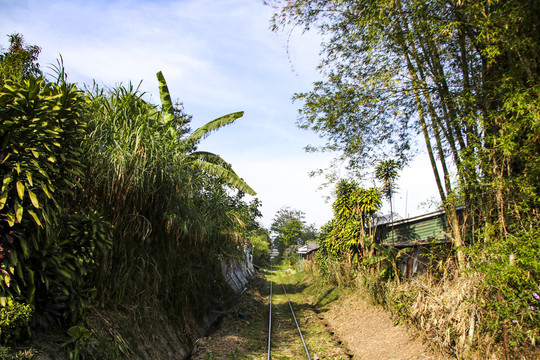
156 71 256 196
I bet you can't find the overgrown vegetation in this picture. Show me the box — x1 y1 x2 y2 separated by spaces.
0 33 262 358
271 0 540 358
0 299 32 345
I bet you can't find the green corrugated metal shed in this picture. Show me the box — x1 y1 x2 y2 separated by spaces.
376 209 453 246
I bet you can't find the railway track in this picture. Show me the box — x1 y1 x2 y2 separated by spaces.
266 264 312 360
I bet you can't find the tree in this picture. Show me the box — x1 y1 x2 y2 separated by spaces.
270 207 316 256
325 180 381 262
375 159 401 223
248 228 272 266
270 0 540 269
0 33 42 85
301 223 319 243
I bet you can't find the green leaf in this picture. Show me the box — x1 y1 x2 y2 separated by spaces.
67 325 93 341
20 237 29 257
190 160 256 196
28 209 42 227
27 268 35 285
26 171 33 186
1 153 11 163
188 111 244 146
16 181 25 199
41 182 52 198
2 173 13 192
28 285 36 304
28 189 39 208
156 71 175 124
58 269 72 280
0 191 7 209
41 208 50 224
8 250 18 266
15 201 23 222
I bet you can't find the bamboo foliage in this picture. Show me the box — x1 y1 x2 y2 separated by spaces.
272 0 539 262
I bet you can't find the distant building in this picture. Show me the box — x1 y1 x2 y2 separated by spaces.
296 241 319 261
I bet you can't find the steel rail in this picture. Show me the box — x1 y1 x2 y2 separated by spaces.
277 271 312 360
266 264 312 360
267 263 273 360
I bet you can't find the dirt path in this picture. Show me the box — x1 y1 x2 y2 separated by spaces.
313 290 446 360
192 269 447 360
288 270 449 360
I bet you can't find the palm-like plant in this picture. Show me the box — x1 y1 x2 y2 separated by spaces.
375 159 401 219
364 243 413 285
375 159 401 243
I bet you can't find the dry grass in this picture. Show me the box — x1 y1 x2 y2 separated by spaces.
315 258 510 359
386 272 483 358
380 271 538 359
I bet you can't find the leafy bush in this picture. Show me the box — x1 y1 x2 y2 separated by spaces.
0 76 113 327
0 299 32 344
472 228 540 355
26 210 112 327
248 231 271 267
0 77 86 229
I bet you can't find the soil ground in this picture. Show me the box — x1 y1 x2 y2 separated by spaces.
191 268 449 360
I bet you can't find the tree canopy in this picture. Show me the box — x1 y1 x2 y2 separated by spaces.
0 33 42 85
271 0 540 259
270 206 318 255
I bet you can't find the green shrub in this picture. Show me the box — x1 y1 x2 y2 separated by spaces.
0 76 113 328
472 228 540 354
0 299 32 344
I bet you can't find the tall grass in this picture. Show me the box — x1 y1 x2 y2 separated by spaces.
79 79 251 330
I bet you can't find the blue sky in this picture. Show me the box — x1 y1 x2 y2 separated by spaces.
1 0 439 229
